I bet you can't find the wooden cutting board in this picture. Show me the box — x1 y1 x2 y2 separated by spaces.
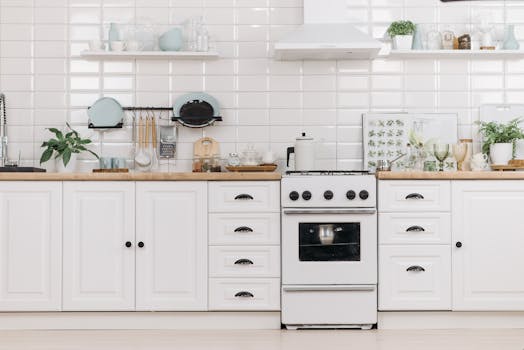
194 137 220 158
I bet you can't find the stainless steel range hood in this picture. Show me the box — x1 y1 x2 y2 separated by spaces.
274 0 382 61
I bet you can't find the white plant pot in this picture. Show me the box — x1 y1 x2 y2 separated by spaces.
515 139 524 159
489 143 513 165
393 35 413 50
55 153 78 173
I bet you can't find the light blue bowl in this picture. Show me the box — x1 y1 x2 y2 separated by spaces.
159 28 183 51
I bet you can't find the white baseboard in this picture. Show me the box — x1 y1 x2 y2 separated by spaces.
379 311 524 329
0 312 281 330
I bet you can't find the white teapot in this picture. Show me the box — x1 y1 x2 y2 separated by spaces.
471 153 489 171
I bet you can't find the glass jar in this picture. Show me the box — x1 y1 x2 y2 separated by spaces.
227 153 241 167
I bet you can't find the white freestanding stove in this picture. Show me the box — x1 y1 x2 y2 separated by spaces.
281 171 377 330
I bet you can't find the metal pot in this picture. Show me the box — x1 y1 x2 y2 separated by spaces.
318 224 342 245
376 154 406 172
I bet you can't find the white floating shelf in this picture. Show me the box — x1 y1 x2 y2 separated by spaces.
388 49 524 59
80 50 219 60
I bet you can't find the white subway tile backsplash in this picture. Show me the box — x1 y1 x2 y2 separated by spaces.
0 0 520 170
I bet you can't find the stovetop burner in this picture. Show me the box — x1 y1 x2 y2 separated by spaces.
285 170 370 176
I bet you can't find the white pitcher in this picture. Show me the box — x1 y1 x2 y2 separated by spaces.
287 133 315 171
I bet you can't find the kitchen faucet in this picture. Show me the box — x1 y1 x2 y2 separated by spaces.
0 93 7 167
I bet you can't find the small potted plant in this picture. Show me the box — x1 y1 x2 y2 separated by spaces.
387 20 416 50
40 123 99 173
477 118 524 165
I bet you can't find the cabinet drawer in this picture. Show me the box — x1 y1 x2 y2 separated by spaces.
379 213 451 245
379 181 450 212
209 246 280 278
379 245 451 311
209 278 280 311
209 213 280 245
209 182 280 213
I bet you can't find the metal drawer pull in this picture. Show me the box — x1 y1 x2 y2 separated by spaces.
234 194 254 201
283 285 376 292
406 265 426 272
406 225 425 232
405 193 424 200
234 259 254 265
235 291 254 298
234 226 254 233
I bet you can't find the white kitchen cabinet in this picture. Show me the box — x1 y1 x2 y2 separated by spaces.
452 181 524 311
209 181 280 213
0 182 61 311
136 182 207 311
63 182 135 311
379 245 451 310
379 181 451 212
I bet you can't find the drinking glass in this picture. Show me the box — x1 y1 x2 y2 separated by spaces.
434 144 450 172
452 143 468 171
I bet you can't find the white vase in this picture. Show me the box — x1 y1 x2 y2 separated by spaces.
56 153 78 173
393 35 413 50
489 143 513 165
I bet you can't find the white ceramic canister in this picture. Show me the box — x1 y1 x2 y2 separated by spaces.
287 133 315 171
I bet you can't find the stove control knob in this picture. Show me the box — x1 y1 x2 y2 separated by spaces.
324 190 334 200
346 190 356 200
359 190 370 200
289 191 300 201
302 191 312 201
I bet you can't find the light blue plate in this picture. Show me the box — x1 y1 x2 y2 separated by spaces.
88 97 124 128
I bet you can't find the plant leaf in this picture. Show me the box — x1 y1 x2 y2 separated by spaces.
62 149 72 167
39 148 54 164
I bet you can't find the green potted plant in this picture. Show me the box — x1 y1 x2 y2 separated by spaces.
387 20 416 50
477 118 524 165
40 123 99 173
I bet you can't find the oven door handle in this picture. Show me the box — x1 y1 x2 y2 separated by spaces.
282 285 376 292
283 208 376 215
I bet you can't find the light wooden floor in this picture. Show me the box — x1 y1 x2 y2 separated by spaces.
1 329 524 350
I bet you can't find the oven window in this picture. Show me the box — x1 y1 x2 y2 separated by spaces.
298 223 360 262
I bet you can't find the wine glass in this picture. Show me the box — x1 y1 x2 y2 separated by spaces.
452 143 468 171
434 144 450 172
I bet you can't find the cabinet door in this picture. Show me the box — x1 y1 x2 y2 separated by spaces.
63 182 135 311
379 245 451 311
453 181 524 310
0 182 61 311
136 182 207 311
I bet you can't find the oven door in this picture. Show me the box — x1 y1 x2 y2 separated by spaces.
282 208 377 285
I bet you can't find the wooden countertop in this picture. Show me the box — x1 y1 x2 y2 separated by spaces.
377 171 524 180
0 172 282 181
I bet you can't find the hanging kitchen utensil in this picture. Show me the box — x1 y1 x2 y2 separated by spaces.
134 114 151 170
150 111 159 170
172 92 222 128
88 97 124 128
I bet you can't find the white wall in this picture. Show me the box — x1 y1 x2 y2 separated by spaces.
0 0 523 171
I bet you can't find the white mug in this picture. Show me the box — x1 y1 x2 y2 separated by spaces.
110 41 126 51
262 151 275 165
126 40 141 51
89 40 105 51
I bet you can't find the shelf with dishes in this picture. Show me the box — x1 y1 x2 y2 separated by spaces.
80 50 219 60
388 49 524 59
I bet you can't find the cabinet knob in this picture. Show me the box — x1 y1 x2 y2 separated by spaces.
406 265 426 272
405 193 424 200
138 242 145 248
406 225 425 232
234 259 254 265
234 194 254 201
234 226 254 233
235 291 254 298
125 241 132 248
456 242 463 248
